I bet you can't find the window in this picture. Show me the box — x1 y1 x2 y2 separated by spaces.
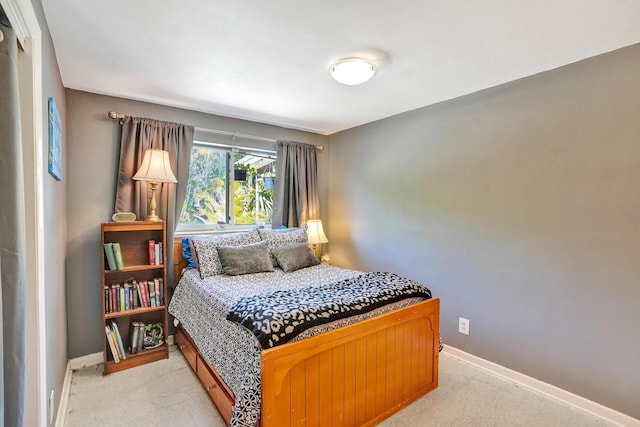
178 142 276 231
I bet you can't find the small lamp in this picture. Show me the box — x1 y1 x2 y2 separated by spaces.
306 219 328 258
132 149 177 221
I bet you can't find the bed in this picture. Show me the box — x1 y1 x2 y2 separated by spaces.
169 229 440 427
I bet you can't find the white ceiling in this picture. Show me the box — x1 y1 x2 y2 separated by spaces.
43 0 640 135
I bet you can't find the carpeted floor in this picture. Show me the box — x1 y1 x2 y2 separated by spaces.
63 347 613 426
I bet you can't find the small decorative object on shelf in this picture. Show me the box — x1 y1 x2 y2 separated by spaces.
142 323 164 349
112 212 137 222
100 221 169 374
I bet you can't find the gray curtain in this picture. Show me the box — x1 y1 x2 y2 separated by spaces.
115 117 194 286
0 11 27 427
272 140 320 228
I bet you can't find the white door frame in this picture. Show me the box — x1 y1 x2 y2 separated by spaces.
1 0 46 425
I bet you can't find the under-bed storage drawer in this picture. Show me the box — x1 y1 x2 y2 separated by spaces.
175 327 197 373
196 355 234 424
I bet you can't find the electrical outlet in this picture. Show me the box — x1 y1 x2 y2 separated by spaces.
49 390 54 424
458 317 470 335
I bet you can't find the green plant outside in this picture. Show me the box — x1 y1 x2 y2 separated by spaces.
179 146 274 226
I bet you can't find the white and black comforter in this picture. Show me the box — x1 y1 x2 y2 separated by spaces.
168 264 432 427
227 271 431 349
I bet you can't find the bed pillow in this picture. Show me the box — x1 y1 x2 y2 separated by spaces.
181 237 196 269
216 241 274 276
188 238 200 271
191 230 261 278
271 242 320 272
258 225 308 266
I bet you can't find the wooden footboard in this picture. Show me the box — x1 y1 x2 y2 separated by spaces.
261 297 439 427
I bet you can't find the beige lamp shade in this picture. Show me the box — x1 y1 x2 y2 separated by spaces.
133 149 177 183
307 220 328 245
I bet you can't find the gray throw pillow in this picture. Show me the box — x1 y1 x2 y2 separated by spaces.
271 242 320 272
216 241 274 276
258 225 309 266
191 230 261 278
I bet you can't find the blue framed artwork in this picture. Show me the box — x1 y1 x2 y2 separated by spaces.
48 97 62 181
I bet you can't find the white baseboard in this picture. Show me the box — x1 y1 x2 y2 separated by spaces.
68 335 175 371
56 351 103 426
54 361 72 427
443 345 640 427
68 352 103 370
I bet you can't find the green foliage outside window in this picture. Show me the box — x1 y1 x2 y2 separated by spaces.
233 152 274 224
179 145 275 227
179 147 226 225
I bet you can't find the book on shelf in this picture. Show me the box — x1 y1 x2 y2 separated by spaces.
158 242 163 265
138 283 144 307
124 283 131 311
154 243 160 266
159 278 164 305
110 284 117 313
153 278 160 306
148 281 156 307
111 321 126 360
148 240 155 265
112 242 124 270
131 282 138 309
119 285 125 312
104 285 110 313
127 282 134 310
139 281 148 307
137 322 145 351
103 243 117 270
105 325 120 363
128 321 140 354
113 284 120 312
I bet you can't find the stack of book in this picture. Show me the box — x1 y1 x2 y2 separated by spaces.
147 240 163 265
106 321 155 362
127 321 146 355
103 242 124 270
104 321 126 363
103 277 164 313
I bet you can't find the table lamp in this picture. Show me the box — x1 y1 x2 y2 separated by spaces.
306 219 328 258
132 149 177 221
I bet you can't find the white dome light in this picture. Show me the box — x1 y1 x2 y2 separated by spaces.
329 58 376 85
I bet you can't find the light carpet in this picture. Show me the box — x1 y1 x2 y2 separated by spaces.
63 347 613 426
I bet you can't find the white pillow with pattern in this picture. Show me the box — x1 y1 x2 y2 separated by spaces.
191 230 261 278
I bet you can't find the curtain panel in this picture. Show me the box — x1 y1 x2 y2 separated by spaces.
0 13 27 427
115 117 194 286
272 140 320 228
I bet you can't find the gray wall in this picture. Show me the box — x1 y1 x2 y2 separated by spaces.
327 43 640 418
30 0 68 424
65 89 329 358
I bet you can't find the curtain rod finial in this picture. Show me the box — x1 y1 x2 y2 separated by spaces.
108 111 125 120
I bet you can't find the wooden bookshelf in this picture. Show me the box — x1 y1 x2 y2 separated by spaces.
101 221 169 374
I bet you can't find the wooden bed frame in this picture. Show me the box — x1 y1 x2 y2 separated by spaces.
172 239 440 426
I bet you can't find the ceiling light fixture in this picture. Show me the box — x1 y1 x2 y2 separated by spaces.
329 58 376 85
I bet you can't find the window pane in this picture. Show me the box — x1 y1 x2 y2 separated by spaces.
179 146 227 225
232 153 275 225
178 143 277 229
